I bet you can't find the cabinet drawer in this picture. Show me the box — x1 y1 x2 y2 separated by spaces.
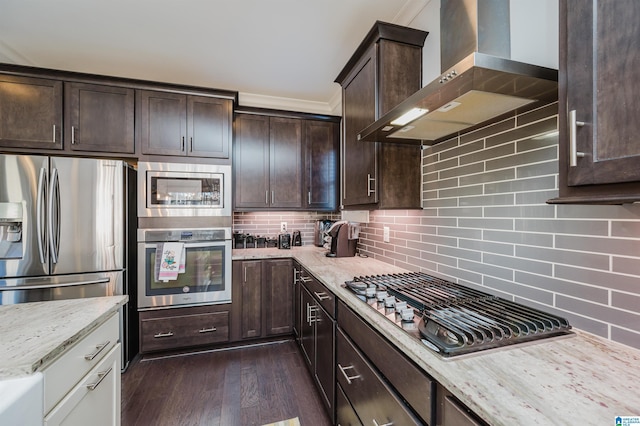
337 329 422 426
336 383 362 426
44 343 120 426
140 311 229 353
43 313 119 415
338 300 433 423
301 271 335 317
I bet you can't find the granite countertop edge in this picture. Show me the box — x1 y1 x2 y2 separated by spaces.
233 246 640 425
0 295 128 379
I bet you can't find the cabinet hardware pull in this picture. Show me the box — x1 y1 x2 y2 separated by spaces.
314 291 331 301
154 332 174 338
372 420 393 426
190 136 193 152
300 275 312 283
265 191 269 205
199 326 217 333
306 303 317 325
293 268 300 284
181 136 185 151
308 191 311 205
271 191 275 205
86 367 113 391
52 125 56 143
71 126 76 144
337 363 361 385
367 173 376 196
569 110 585 167
244 266 247 283
84 341 110 361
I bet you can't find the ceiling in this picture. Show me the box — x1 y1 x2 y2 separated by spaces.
0 0 429 115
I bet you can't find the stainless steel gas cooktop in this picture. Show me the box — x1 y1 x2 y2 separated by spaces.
344 272 573 357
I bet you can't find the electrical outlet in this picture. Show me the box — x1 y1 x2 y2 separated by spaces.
281 222 287 232
383 226 390 243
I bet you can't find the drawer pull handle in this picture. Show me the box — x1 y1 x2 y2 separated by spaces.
86 367 113 391
199 326 217 333
337 363 361 385
300 275 312 283
569 110 586 167
314 291 331 301
372 420 393 426
84 341 110 361
154 332 174 338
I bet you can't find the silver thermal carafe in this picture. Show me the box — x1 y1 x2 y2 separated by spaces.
314 220 335 247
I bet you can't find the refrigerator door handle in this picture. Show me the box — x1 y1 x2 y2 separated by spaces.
0 277 110 291
36 167 48 264
48 168 61 264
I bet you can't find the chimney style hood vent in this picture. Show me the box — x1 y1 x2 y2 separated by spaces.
358 0 558 145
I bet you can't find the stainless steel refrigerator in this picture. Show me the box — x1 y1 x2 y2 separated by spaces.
0 154 137 369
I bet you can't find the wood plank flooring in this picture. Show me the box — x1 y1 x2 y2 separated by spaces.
121 339 332 426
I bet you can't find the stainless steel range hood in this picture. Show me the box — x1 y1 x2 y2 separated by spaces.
358 0 558 145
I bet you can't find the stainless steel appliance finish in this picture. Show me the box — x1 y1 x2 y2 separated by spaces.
137 228 232 309
138 161 231 219
0 154 124 285
345 272 572 357
358 0 558 145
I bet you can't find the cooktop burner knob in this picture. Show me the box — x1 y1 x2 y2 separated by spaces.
365 287 376 298
400 308 414 322
384 296 396 308
376 290 388 301
395 301 408 312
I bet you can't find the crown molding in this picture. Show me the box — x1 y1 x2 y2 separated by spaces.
238 92 339 116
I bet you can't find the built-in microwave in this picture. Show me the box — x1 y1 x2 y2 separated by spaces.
138 162 231 217
137 228 232 309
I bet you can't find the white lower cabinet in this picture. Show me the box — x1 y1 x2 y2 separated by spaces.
44 344 120 426
42 313 121 426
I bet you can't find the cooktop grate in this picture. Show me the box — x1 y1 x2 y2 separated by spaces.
348 272 572 357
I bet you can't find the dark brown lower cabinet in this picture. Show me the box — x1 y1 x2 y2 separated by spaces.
264 258 294 335
337 329 421 425
138 305 230 354
298 270 336 424
436 386 484 426
231 258 293 341
336 383 361 426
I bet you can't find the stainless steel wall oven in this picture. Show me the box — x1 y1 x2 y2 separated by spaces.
137 228 232 309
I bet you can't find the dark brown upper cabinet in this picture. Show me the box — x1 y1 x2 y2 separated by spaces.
335 22 428 210
551 0 640 204
0 74 63 150
139 90 231 158
65 82 134 154
234 112 304 210
304 119 339 211
234 110 340 211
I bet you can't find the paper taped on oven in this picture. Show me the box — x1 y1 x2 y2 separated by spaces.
155 242 185 282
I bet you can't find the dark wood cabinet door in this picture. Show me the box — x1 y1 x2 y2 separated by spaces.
65 82 134 154
187 95 231 158
292 263 302 340
299 286 315 369
239 260 263 339
305 120 339 211
341 46 378 207
555 0 640 202
264 258 293 336
315 304 335 420
0 74 63 150
270 117 303 209
234 113 271 208
139 90 186 156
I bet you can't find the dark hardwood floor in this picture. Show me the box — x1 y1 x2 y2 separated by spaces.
121 339 332 426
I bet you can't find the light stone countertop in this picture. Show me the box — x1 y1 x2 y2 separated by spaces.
234 246 640 425
0 295 128 379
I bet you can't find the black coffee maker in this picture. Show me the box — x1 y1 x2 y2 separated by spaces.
325 221 358 257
